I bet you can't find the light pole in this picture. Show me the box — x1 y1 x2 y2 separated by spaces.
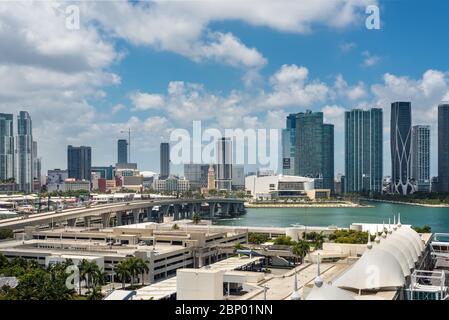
121 128 131 162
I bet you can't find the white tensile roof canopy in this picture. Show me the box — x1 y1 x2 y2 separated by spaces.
333 216 425 291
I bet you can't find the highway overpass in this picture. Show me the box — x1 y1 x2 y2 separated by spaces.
0 198 245 230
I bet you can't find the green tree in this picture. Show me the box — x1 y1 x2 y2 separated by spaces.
292 240 310 263
412 225 432 233
87 286 104 300
0 228 14 240
135 258 149 286
192 213 201 225
273 235 294 246
115 260 131 289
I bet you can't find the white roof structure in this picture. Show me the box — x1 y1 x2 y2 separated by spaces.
333 215 428 292
376 231 411 276
305 254 355 300
333 232 406 291
396 214 425 255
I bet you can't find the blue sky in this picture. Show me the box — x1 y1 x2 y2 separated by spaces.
1 0 448 177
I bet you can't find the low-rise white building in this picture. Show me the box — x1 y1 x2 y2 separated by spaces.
245 174 315 200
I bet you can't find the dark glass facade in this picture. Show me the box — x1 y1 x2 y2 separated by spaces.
282 113 297 175
67 145 92 181
391 102 414 195
117 139 128 164
438 104 449 192
160 142 170 179
16 111 33 193
295 110 334 191
0 113 14 180
344 108 383 193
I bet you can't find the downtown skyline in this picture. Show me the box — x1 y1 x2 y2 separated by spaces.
1 1 449 176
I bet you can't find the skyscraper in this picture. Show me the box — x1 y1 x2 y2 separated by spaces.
344 108 383 194
438 103 449 192
282 114 296 175
216 137 232 191
32 140 42 191
0 113 14 181
117 139 128 164
411 125 431 192
67 145 92 181
16 111 33 193
160 142 170 180
295 110 334 191
390 101 414 195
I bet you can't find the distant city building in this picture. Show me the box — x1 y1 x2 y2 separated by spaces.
244 174 327 200
32 140 42 191
334 174 345 195
67 145 92 181
282 114 297 175
295 110 334 191
16 111 33 193
232 165 245 190
153 177 190 193
46 169 68 193
114 162 139 177
257 169 276 177
0 113 14 181
184 164 209 190
207 164 215 190
411 125 431 192
390 102 414 195
91 166 115 180
160 142 170 180
63 178 91 192
438 103 449 193
216 137 232 191
117 139 128 164
344 108 383 194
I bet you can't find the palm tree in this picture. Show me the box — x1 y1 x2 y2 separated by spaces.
292 240 310 264
115 260 131 289
79 260 102 291
313 231 326 250
192 213 201 225
135 258 149 286
87 286 104 300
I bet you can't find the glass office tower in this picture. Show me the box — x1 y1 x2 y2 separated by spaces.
67 145 92 181
160 142 170 180
391 101 414 195
117 139 128 164
411 125 431 192
344 108 383 194
16 111 33 193
438 103 449 192
0 113 14 181
295 110 334 191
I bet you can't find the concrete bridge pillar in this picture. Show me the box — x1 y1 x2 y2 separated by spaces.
116 212 123 226
173 204 180 221
84 216 91 228
161 205 170 216
101 212 111 228
220 203 230 215
67 218 77 227
133 211 140 224
209 202 217 219
146 207 153 221
232 203 239 215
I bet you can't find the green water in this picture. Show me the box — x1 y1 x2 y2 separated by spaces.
214 201 449 233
